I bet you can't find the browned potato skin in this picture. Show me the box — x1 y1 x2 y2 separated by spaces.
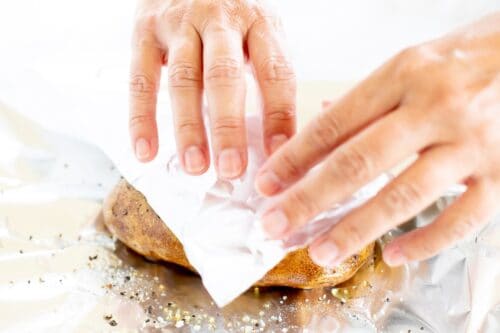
103 180 373 288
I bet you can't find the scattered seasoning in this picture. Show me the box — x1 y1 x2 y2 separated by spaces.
124 276 131 282
147 306 153 314
420 327 424 330
19 250 23 254
109 320 118 327
29 235 33 240
385 297 391 303
120 291 126 296
89 255 98 261
145 319 150 323
104 315 113 320
28 280 31 284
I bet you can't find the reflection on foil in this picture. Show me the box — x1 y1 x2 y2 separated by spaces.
1 105 500 332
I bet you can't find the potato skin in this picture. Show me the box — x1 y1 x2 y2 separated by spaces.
103 180 373 288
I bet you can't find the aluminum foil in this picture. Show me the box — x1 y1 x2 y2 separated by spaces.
1 101 500 333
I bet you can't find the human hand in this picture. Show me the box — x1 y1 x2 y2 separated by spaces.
255 13 500 267
128 0 296 179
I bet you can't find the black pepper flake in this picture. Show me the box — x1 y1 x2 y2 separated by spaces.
89 255 98 261
28 280 31 284
39 277 45 283
109 320 118 327
385 297 390 303
129 296 134 299
19 250 23 254
58 233 62 238
420 327 424 330
147 305 153 314
167 302 173 307
120 291 126 296
151 291 156 297
135 292 139 296
104 315 113 320
29 235 33 241
340 300 345 305
145 319 150 323
124 276 131 282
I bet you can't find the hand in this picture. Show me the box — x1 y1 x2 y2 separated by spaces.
254 13 500 267
128 0 296 179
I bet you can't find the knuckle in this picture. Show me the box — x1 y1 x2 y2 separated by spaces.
332 147 372 184
168 62 202 88
129 74 157 101
277 149 303 180
448 215 478 240
392 44 435 80
381 182 423 219
129 113 154 130
204 57 243 86
264 103 296 121
133 14 156 36
175 118 204 135
212 115 244 137
287 189 318 220
308 111 342 152
259 56 296 84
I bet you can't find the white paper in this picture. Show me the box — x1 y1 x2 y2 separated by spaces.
102 108 389 306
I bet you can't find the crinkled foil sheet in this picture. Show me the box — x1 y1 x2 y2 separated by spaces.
1 107 499 333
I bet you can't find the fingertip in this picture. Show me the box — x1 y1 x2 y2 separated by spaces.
217 148 246 180
255 169 282 196
382 243 407 267
134 137 153 162
183 145 209 175
308 240 341 268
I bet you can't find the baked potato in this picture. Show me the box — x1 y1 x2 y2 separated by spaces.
103 179 373 288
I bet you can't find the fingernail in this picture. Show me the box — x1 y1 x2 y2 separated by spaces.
135 138 150 161
184 146 206 174
255 170 282 196
269 134 288 153
383 245 406 267
218 148 243 179
310 241 340 267
261 209 290 239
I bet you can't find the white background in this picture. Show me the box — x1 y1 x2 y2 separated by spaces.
1 0 500 87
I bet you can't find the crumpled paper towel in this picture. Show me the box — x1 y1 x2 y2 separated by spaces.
105 110 389 307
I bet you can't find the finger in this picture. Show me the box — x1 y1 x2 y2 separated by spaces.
129 28 163 162
308 144 475 268
168 28 208 175
260 109 432 239
383 179 498 266
202 25 247 179
255 56 405 195
247 17 296 154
